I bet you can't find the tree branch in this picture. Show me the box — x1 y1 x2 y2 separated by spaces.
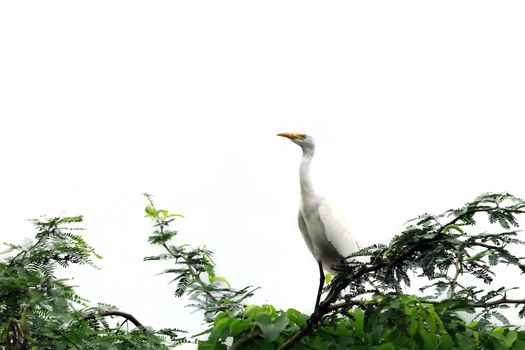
443 207 525 229
277 204 525 349
474 242 508 251
465 297 525 308
278 257 399 349
326 299 364 313
278 231 458 350
95 310 147 331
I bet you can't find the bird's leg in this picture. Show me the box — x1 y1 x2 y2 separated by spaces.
315 261 325 309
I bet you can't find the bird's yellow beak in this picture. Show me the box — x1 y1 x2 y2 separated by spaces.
277 133 305 140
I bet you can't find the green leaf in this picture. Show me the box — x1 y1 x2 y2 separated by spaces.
209 275 231 289
147 231 176 244
145 204 158 218
370 344 395 350
492 328 518 349
442 224 464 235
245 305 261 321
468 251 489 262
408 309 418 336
257 342 275 350
440 334 453 350
420 330 439 350
143 255 161 261
504 331 519 348
229 319 253 337
209 317 232 342
349 307 365 339
56 215 84 224
198 341 228 350
285 308 307 327
254 313 289 343
512 339 525 350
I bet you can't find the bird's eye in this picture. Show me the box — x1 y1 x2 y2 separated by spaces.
298 134 306 139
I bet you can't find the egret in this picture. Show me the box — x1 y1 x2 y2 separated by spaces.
277 132 358 309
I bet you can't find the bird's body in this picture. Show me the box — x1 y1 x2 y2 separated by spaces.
277 132 358 307
298 199 357 274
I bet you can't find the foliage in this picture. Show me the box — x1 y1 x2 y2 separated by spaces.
143 194 257 323
198 296 525 350
0 216 186 349
3 192 525 349
196 193 525 349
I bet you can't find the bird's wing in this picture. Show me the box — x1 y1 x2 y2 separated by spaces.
298 211 315 256
318 200 358 258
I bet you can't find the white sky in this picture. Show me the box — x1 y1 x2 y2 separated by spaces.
1 0 525 344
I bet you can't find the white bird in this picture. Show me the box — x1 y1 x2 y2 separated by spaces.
277 132 358 308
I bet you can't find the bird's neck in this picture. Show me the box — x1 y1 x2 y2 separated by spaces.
300 147 315 196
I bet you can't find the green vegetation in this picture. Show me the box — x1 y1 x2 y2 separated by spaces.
0 215 187 349
2 193 525 349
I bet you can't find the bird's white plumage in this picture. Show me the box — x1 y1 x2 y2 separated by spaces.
318 201 358 267
298 195 357 274
278 133 358 275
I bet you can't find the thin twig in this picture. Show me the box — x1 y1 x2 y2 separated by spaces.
230 329 261 350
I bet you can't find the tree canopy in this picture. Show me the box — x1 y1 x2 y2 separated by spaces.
2 192 525 349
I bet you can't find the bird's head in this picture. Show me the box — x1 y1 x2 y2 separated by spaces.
277 133 315 152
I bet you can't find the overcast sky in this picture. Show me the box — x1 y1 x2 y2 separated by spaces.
1 0 525 345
